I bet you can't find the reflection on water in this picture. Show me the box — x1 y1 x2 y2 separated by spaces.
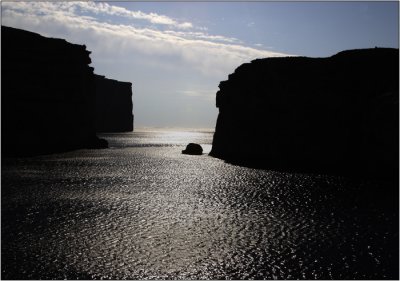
1 129 398 279
104 128 214 152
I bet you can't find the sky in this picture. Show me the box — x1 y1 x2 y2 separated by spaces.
1 1 399 129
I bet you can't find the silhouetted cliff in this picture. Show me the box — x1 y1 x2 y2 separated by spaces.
1 26 108 156
210 48 399 179
95 75 134 132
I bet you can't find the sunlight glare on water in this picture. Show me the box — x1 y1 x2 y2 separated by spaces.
103 128 213 154
1 129 398 279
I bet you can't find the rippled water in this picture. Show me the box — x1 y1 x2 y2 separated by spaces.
2 129 398 279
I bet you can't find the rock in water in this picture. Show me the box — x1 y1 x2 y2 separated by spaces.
182 143 203 155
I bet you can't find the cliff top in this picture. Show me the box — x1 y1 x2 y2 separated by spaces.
2 25 90 53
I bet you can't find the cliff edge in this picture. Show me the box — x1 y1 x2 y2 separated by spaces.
2 26 134 156
210 48 399 179
95 75 134 133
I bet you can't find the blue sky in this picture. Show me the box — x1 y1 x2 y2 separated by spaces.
2 1 398 128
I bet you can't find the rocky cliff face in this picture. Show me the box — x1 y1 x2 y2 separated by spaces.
210 48 399 179
2 26 111 155
95 75 134 133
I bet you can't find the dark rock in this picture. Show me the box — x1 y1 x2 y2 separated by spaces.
1 25 96 156
1 25 131 156
182 143 203 155
86 135 109 149
210 48 399 180
95 74 134 132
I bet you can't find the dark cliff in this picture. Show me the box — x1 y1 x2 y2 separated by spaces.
1 26 109 156
210 48 399 179
94 75 134 132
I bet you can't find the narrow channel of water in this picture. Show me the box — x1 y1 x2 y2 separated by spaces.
1 129 398 279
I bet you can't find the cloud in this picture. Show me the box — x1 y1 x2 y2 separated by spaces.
3 1 194 30
75 2 194 29
164 30 243 44
1 2 292 77
1 1 297 127
180 90 216 101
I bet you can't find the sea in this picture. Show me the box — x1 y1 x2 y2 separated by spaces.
1 128 398 279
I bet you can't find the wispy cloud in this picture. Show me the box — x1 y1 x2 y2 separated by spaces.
1 1 295 127
1 2 291 78
180 90 216 101
164 30 243 44
76 2 194 29
5 2 194 30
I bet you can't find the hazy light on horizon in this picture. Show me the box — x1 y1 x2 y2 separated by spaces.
1 1 398 128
